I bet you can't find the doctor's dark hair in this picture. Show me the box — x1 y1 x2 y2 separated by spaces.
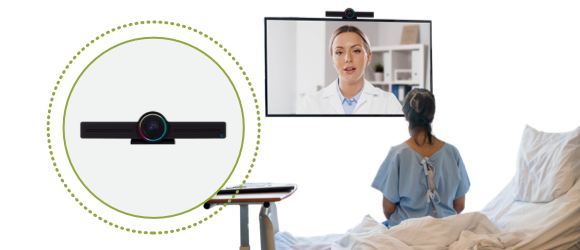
402 88 436 145
329 25 371 56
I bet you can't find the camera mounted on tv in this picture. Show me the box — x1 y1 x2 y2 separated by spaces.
326 8 374 19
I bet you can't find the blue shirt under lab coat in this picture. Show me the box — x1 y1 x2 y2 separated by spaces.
371 142 470 228
336 81 364 114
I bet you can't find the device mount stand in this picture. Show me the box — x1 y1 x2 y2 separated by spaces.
130 139 175 145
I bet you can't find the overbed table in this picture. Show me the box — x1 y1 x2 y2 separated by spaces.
204 185 297 250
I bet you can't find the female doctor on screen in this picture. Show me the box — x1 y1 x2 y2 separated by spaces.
296 25 402 115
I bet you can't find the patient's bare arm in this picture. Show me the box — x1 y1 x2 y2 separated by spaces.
381 208 394 220
381 196 397 220
453 195 466 214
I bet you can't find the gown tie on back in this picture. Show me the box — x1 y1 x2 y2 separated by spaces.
421 157 440 218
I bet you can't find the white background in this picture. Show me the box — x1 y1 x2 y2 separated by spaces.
64 38 243 217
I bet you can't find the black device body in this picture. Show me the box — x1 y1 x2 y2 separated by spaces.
326 8 374 19
80 111 226 144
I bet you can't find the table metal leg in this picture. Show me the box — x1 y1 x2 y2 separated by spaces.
259 202 279 250
240 204 250 250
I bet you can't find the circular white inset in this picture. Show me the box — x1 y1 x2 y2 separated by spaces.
63 37 243 218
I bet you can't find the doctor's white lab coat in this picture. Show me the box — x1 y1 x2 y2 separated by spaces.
296 79 403 115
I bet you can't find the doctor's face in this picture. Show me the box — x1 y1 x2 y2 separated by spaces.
331 32 371 85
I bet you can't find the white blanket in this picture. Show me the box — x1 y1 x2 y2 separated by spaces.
276 212 527 250
331 213 526 250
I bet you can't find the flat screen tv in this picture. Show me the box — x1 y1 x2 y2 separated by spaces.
265 17 432 116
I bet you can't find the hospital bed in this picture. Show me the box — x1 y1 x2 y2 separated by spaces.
273 127 580 249
258 175 580 250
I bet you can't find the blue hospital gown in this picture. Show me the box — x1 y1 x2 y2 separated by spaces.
371 142 470 228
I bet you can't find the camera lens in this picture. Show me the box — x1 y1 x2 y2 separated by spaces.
138 112 167 141
345 8 355 18
146 120 160 135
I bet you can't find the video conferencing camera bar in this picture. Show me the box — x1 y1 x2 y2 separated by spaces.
80 111 226 144
325 8 374 19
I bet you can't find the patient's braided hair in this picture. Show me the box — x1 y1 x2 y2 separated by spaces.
402 88 436 145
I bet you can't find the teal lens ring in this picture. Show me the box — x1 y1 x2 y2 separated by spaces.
138 113 167 141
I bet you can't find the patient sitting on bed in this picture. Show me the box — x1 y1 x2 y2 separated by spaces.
371 88 470 228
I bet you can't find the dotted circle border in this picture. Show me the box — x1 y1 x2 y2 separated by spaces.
46 20 262 235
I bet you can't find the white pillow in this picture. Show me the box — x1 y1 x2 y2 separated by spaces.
512 125 580 202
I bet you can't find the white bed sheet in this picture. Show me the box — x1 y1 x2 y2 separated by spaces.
480 175 580 249
275 175 580 250
276 213 527 250
275 232 342 250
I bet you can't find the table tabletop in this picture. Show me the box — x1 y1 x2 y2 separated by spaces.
206 184 297 204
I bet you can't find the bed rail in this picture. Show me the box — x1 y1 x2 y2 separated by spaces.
259 202 279 250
